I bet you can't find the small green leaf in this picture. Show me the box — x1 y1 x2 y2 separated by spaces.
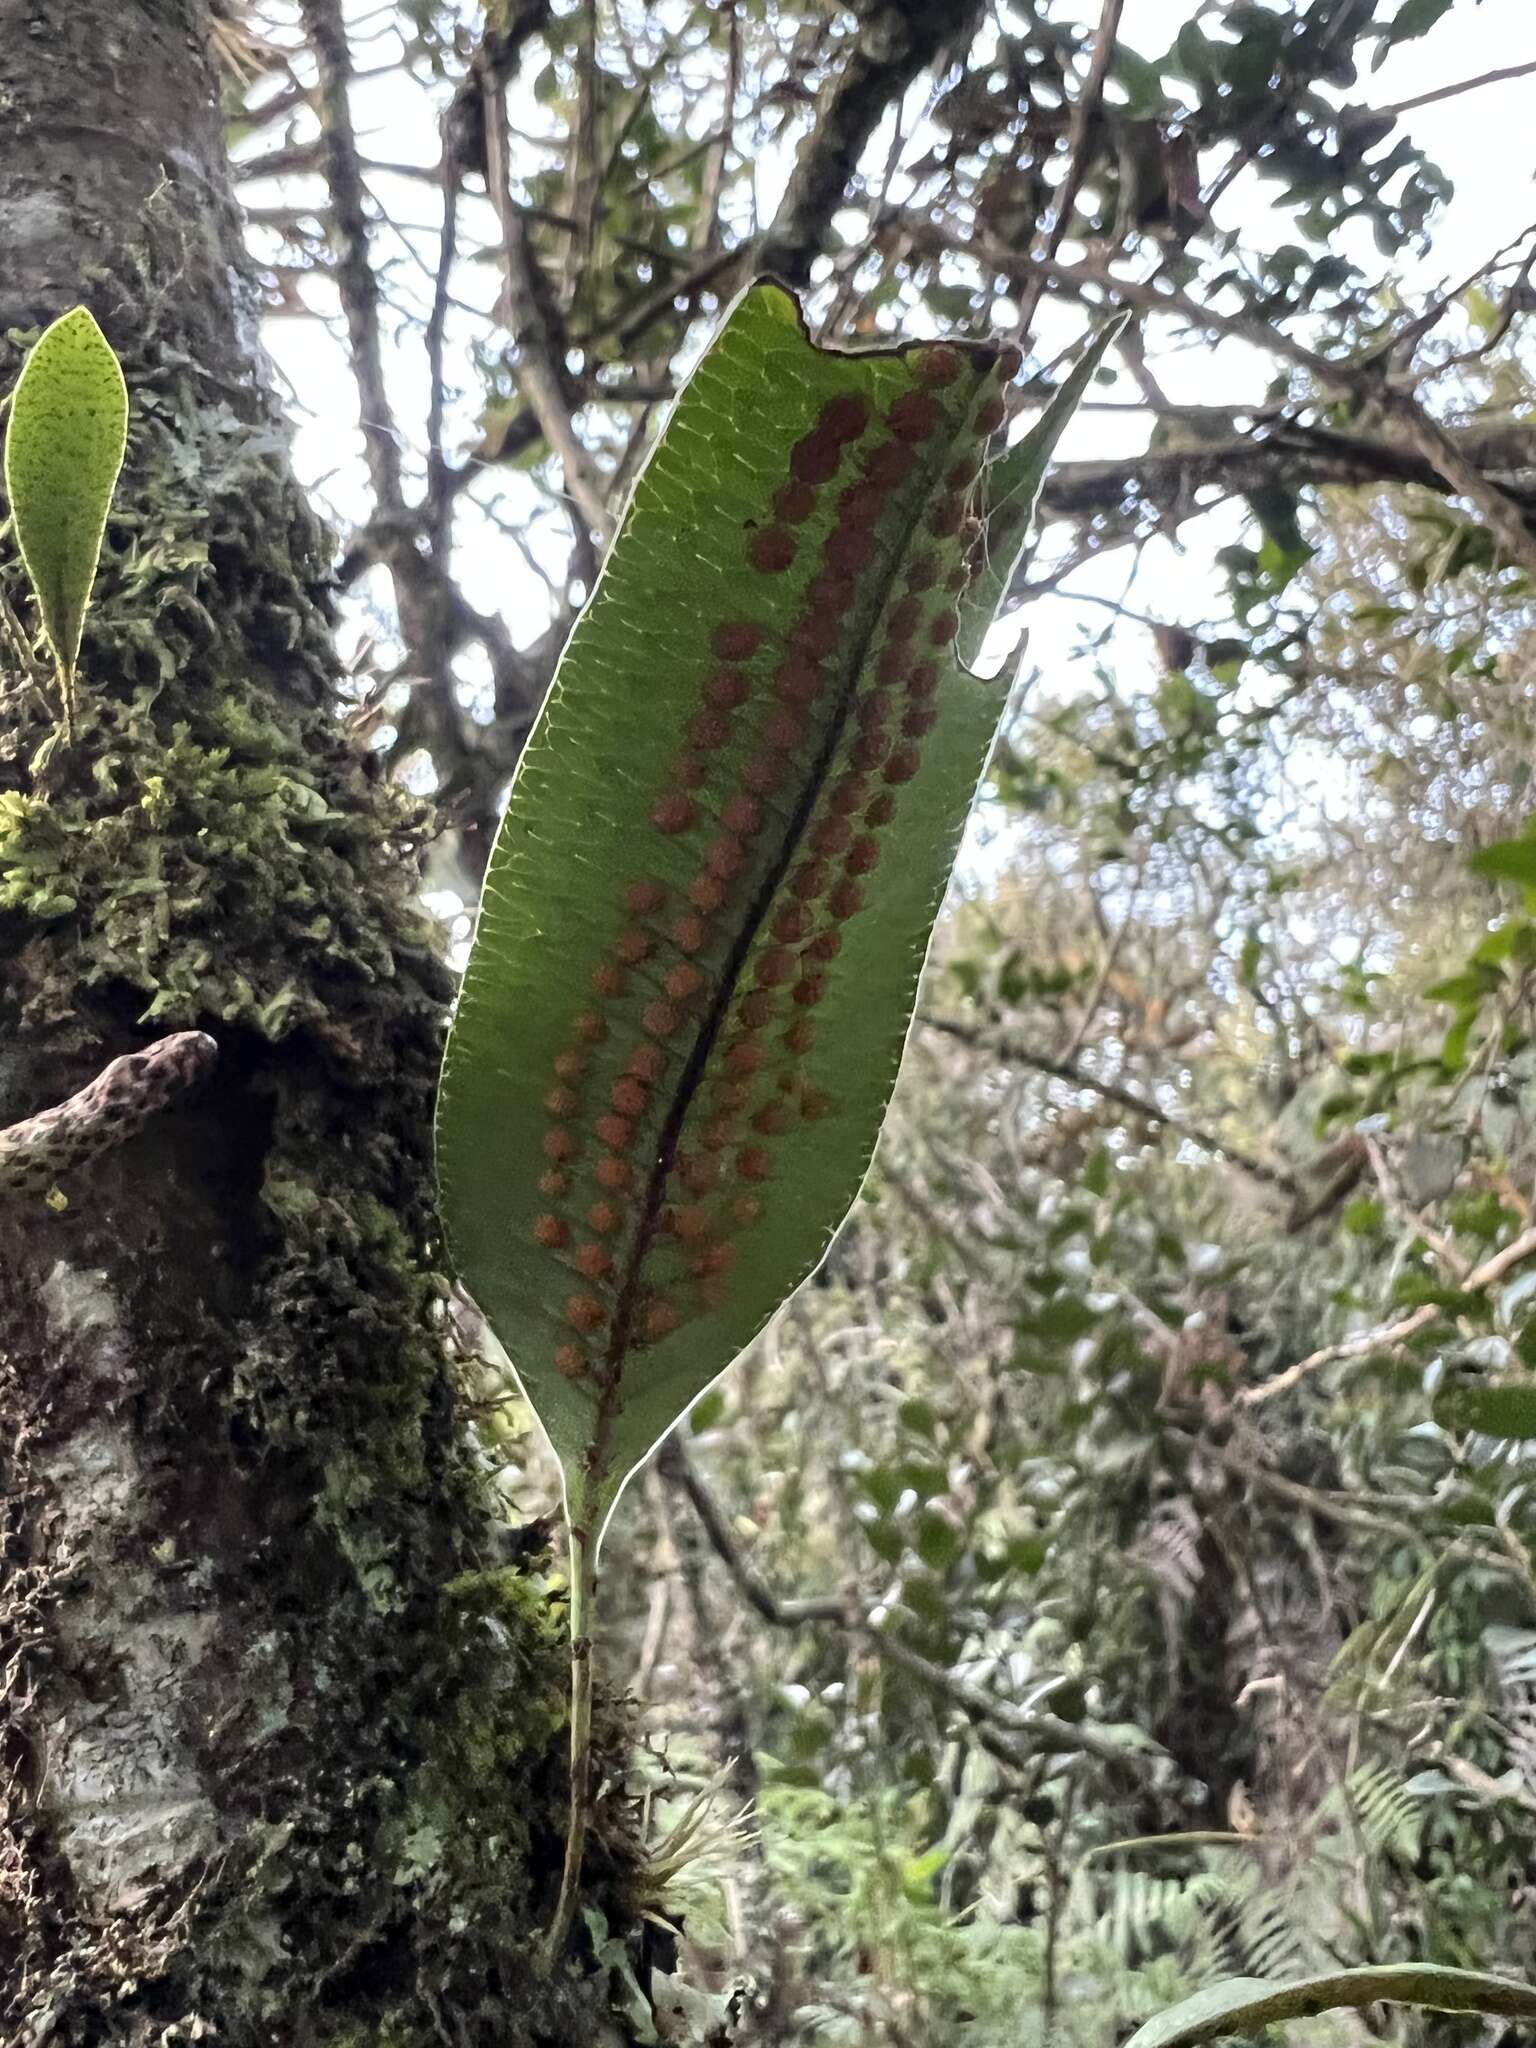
899 1846 947 1903
4 306 128 706
898 1397 938 1438
898 1458 948 1499
1029 1296 1101 1344
688 1387 726 1434
1474 919 1526 966
915 1511 960 1571
1385 0 1455 45
1124 1964 1536 2048
1423 970 1494 1006
1433 1383 1536 1439
1003 1534 1046 1576
1470 837 1536 891
859 1465 905 1515
1341 1197 1384 1235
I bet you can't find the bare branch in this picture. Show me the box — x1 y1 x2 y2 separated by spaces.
481 72 614 550
1014 0 1125 338
298 0 403 515
1382 60 1536 119
1034 419 1536 545
1239 1223 1536 1408
757 0 986 286
697 7 740 254
1375 384 1536 580
922 1012 1302 1197
658 1439 1148 1774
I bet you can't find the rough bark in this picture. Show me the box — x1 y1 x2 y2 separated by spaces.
0 4 648 2042
757 0 988 287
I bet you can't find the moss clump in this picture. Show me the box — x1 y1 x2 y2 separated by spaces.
0 335 648 2045
0 370 434 1039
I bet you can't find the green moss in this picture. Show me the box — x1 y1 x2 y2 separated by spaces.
381 1573 567 1906
441 1567 569 1762
0 337 649 2045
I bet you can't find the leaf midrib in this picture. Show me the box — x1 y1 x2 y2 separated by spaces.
600 384 989 1419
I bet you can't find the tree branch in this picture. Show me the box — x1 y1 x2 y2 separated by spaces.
659 1438 1147 1773
1383 60 1536 119
1375 384 1536 579
1014 0 1124 338
1036 418 1536 531
921 1012 1301 1196
481 71 613 551
757 0 986 286
298 0 403 516
1239 1222 1536 1407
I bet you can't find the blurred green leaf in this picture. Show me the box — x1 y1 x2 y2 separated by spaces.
1434 1383 1536 1439
1125 1964 1536 2048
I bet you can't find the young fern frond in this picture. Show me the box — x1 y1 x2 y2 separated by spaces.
1087 1857 1308 1991
1232 1887 1305 1982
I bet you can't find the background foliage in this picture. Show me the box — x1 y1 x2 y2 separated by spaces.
220 0 1536 2037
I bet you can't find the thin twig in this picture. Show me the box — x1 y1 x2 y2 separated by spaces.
480 71 614 548
1053 587 1169 630
1178 1433 1481 1553
1061 879 1138 1065
1014 0 1125 339
1382 60 1536 118
1375 384 1536 580
1240 1222 1536 1407
423 129 459 559
662 1439 1148 1773
696 6 739 254
922 1012 1301 1196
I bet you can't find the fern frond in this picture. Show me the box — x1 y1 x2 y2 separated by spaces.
1236 1889 1306 1980
1487 1623 1536 1689
1132 1496 1205 1604
1344 1760 1423 1861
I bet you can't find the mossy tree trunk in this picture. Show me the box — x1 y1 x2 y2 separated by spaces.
0 5 646 2041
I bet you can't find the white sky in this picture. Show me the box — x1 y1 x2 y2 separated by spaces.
239 1 1536 1503
252 0 1536 771
1019 0 1536 692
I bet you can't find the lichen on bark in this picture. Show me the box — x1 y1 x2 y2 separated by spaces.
0 4 651 2042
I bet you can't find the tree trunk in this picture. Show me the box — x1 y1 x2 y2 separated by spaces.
0 5 647 2041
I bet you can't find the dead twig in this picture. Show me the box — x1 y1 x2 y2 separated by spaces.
1240 1222 1536 1407
922 1011 1302 1197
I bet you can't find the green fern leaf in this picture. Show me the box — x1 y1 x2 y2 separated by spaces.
1236 1892 1303 1981
1345 1760 1422 1860
437 283 1115 1540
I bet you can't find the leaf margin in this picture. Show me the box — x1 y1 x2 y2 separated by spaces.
1123 1963 1536 2048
